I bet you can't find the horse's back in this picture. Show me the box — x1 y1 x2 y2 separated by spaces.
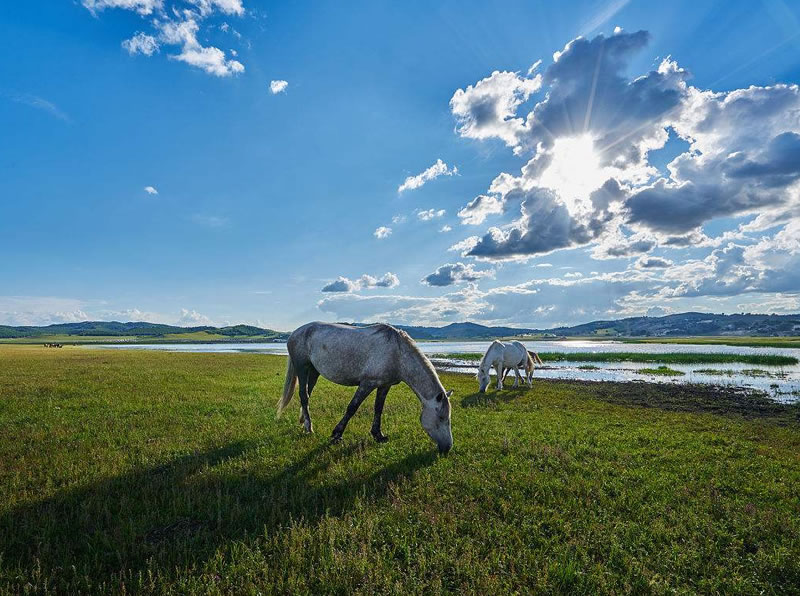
288 322 403 386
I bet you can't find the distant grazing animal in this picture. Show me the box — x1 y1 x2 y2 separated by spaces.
277 322 454 453
477 340 533 392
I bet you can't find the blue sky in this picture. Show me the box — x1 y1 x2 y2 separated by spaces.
2 0 800 330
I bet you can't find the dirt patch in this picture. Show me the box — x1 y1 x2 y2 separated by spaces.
556 379 799 423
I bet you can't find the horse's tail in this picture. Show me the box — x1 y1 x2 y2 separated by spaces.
276 357 297 418
528 350 544 366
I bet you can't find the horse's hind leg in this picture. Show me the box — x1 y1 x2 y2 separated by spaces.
331 383 374 443
371 385 390 443
298 366 320 427
512 367 522 388
297 364 314 434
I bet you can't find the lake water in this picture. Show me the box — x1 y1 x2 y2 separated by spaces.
89 340 800 403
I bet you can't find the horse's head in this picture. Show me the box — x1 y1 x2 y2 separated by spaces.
477 367 491 393
421 389 453 453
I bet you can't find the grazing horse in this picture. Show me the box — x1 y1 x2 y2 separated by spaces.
503 349 544 386
477 340 532 392
277 322 454 453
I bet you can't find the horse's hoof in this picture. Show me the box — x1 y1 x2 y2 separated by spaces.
330 433 342 444
371 432 389 443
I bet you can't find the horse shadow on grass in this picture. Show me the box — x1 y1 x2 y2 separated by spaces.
460 385 532 408
0 438 437 590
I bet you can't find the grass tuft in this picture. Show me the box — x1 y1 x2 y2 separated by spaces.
639 365 685 376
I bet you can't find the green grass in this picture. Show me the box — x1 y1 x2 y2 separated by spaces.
433 351 798 366
2 346 800 593
639 365 685 377
577 364 600 370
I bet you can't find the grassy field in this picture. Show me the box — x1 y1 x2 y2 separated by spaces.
2 346 800 593
433 351 799 366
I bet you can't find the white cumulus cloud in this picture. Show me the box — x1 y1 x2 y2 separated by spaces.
177 308 214 326
374 226 392 239
122 32 159 56
321 273 400 293
82 0 246 76
398 159 458 193
448 28 800 268
82 0 163 15
269 80 288 94
417 208 446 221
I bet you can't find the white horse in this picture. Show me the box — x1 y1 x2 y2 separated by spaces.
477 340 533 392
502 349 544 387
277 322 454 453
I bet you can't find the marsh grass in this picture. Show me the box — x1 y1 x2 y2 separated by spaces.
694 368 788 379
1 346 799 594
434 351 798 366
639 365 685 376
627 336 800 349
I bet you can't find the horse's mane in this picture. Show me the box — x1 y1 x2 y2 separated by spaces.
365 323 435 369
365 323 411 348
477 340 503 374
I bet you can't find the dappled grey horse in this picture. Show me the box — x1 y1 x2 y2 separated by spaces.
277 322 454 453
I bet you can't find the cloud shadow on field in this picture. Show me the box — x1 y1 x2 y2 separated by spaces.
0 439 437 590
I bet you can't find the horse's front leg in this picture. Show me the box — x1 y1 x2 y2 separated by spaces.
371 385 391 443
331 383 375 442
495 362 504 390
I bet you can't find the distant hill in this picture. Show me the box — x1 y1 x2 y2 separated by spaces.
2 312 799 343
394 322 537 340
392 313 800 339
0 321 288 341
545 312 800 338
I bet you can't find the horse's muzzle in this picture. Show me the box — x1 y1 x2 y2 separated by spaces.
438 441 452 454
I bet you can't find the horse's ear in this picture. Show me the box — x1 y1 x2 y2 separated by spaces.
445 389 454 398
